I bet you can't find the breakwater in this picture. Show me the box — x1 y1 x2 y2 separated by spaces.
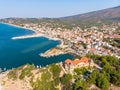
11 34 43 40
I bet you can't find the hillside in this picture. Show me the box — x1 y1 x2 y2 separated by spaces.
0 64 65 90
1 55 120 90
1 6 120 27
61 6 120 22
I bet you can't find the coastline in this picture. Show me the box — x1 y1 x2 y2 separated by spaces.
40 47 67 58
0 22 67 58
1 22 62 41
0 22 36 34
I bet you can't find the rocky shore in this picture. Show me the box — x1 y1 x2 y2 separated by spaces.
40 47 67 57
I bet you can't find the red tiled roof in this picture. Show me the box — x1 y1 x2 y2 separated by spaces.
90 48 95 52
80 57 89 62
65 57 89 66
65 59 72 64
72 59 81 66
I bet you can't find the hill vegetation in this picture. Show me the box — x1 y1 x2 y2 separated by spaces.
61 6 120 22
1 55 120 90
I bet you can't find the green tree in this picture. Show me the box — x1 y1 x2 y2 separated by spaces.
61 74 72 90
96 73 109 90
86 69 99 84
74 80 87 90
110 72 120 86
50 64 61 79
74 67 87 75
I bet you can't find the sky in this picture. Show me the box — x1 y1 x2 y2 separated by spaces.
0 0 120 18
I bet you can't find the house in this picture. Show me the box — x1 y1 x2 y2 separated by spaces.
64 57 94 73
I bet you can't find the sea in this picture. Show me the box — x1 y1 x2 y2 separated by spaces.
0 23 73 70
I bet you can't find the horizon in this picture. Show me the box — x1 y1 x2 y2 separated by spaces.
0 0 120 19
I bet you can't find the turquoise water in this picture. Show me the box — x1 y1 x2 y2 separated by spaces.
0 23 73 70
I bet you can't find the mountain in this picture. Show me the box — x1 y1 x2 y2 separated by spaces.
61 6 120 22
1 6 120 27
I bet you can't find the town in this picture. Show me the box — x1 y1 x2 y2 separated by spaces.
2 19 120 58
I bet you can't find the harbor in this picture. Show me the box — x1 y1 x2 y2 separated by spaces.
0 23 74 70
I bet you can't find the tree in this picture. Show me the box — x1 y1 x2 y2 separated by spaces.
74 67 87 75
61 74 72 90
110 72 120 86
101 78 109 90
96 73 109 90
74 80 87 90
86 69 99 84
50 64 61 79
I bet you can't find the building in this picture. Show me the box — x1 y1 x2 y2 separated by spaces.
64 57 94 73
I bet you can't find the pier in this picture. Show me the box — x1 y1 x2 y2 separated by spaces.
11 34 43 40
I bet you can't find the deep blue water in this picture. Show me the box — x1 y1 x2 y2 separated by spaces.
0 23 73 70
